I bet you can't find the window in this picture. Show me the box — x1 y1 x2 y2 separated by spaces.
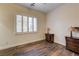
16 15 22 32
16 15 37 33
23 16 28 32
29 17 33 32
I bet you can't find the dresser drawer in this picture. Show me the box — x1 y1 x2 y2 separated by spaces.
66 37 79 43
66 37 79 54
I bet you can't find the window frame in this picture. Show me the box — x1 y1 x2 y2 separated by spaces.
15 15 38 34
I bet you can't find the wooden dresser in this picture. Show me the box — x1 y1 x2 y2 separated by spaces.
65 37 79 54
45 34 54 43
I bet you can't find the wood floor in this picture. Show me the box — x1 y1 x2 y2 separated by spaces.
0 40 79 56
14 40 79 56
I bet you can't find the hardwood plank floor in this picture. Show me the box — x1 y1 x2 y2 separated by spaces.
0 40 79 56
14 40 79 56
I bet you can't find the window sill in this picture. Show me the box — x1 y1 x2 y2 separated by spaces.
15 32 37 35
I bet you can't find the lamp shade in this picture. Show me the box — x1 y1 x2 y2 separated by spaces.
70 27 75 31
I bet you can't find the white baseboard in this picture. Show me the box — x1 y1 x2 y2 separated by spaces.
0 39 44 50
54 41 66 46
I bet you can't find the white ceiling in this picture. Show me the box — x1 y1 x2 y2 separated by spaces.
17 3 63 13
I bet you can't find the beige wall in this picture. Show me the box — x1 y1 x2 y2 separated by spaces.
1 3 79 49
47 4 79 46
0 4 46 50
